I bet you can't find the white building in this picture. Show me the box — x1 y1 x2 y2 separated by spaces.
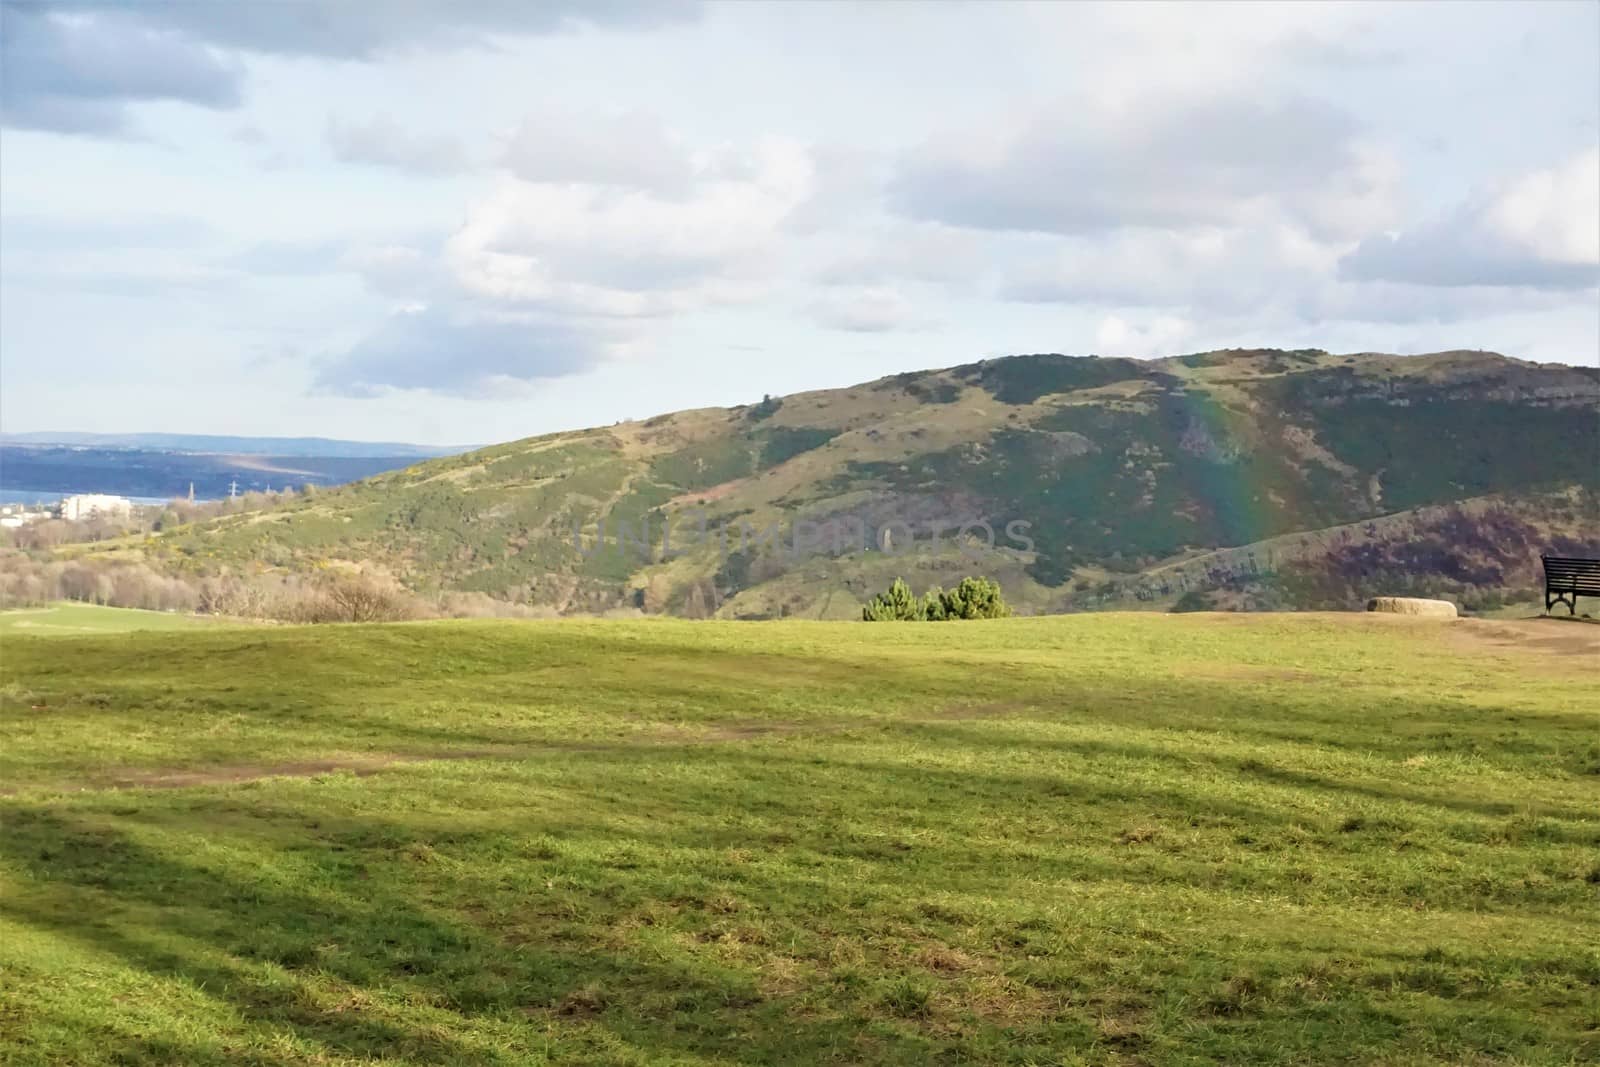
0 503 53 527
58 494 133 521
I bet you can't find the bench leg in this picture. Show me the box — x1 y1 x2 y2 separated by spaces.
1547 591 1578 615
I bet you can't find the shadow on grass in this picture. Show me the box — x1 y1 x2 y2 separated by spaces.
889 722 1598 826
0 807 955 1066
3 733 1590 1066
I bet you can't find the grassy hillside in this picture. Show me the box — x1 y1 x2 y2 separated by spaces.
2 615 1597 1064
0 602 221 635
1084 489 1600 613
73 349 1600 617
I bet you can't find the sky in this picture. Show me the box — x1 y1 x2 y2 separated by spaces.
1 0 1597 446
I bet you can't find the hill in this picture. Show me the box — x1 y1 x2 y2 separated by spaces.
83 348 1600 616
2 614 1596 1064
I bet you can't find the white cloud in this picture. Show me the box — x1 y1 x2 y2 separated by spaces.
0 6 241 134
446 139 818 317
338 244 445 300
1341 149 1600 288
808 287 926 333
500 112 694 194
3 1 700 137
889 89 1400 240
816 224 989 288
1001 226 1335 313
38 0 700 61
326 115 470 175
999 220 1583 329
1484 149 1600 264
306 132 827 394
316 306 611 396
1094 314 1194 357
1294 279 1582 326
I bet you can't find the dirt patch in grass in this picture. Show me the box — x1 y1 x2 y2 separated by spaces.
1444 618 1600 660
1187 665 1318 683
1185 611 1598 662
922 702 1030 721
99 745 534 790
696 720 813 741
666 477 749 508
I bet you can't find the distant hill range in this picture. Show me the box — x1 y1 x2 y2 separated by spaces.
0 432 464 458
0 433 473 501
118 349 1600 615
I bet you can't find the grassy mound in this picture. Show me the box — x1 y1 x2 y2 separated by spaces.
0 602 220 635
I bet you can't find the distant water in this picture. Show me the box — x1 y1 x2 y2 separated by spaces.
1 445 418 501
0 488 180 507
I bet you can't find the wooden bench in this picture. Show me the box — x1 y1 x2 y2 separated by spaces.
1542 555 1600 615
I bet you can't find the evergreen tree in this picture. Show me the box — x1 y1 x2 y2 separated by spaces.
939 576 1011 619
863 576 1011 621
862 577 925 621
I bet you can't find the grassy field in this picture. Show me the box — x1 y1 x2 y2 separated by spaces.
0 602 219 635
1 614 1596 1065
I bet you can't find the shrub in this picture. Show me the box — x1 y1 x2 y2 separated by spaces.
436 591 553 619
862 578 924 621
0 548 429 623
281 573 422 623
198 575 270 618
864 577 1011 621
926 576 1012 620
322 574 416 622
1171 590 1216 613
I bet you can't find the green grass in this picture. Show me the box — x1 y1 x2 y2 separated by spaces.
0 602 219 635
1 614 1596 1065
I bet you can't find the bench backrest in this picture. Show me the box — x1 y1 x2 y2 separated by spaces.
1542 556 1600 594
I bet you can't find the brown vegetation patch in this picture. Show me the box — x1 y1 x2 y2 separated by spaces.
1094 1010 1150 1050
922 701 1030 721
1186 665 1318 683
694 720 811 741
916 944 985 974
553 984 607 1016
956 974 1058 1027
100 746 532 790
1443 618 1600 660
665 477 749 508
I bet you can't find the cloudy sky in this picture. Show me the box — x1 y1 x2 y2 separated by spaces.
2 0 1597 445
